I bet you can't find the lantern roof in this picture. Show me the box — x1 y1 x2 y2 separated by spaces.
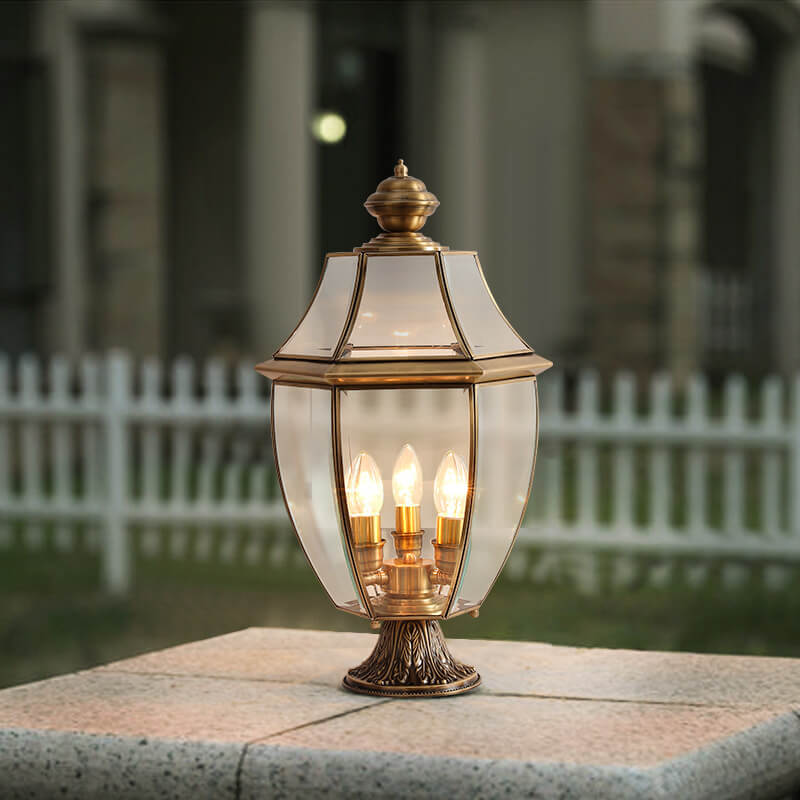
257 161 552 387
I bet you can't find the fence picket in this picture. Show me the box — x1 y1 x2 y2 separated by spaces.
140 358 162 557
50 356 73 551
723 376 747 534
684 375 709 587
104 352 131 594
761 378 789 589
80 356 101 551
686 376 708 526
169 358 194 559
722 375 748 589
613 373 635 529
539 372 563 525
760 377 782 537
612 373 636 588
220 456 242 564
20 356 44 548
573 371 599 592
196 360 226 561
650 374 671 527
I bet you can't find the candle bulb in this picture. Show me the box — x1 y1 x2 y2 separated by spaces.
345 451 383 545
392 443 423 533
433 450 468 545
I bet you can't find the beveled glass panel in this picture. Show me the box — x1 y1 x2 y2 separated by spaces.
273 384 365 614
442 253 529 358
342 255 462 359
278 255 359 358
451 379 537 614
339 387 471 616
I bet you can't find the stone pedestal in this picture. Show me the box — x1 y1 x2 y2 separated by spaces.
1 627 799 798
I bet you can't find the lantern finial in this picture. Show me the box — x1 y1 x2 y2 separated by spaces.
358 159 445 252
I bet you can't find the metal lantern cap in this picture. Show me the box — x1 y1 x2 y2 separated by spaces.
257 160 551 386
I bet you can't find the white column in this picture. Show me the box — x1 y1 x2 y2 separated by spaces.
484 0 586 356
36 1 87 358
773 41 800 375
245 1 315 358
433 9 487 255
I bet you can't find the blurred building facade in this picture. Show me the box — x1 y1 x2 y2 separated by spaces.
1 0 799 379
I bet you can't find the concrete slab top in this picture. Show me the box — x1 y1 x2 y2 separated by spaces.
1 626 799 799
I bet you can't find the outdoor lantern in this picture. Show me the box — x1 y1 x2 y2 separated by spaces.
257 160 551 696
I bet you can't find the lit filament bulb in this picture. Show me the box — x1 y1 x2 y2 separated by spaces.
345 451 383 544
434 450 468 545
392 443 423 533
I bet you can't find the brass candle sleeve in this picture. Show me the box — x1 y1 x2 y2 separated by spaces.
395 505 420 534
351 514 381 545
435 516 464 546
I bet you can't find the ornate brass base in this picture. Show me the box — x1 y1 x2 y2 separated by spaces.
342 620 480 697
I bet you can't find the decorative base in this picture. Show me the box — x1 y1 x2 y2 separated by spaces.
342 620 481 697
355 231 448 253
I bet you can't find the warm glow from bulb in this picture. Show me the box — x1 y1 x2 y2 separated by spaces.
391 443 423 506
345 451 383 516
434 450 468 518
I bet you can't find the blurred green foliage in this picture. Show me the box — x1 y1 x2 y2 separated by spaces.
2 528 800 690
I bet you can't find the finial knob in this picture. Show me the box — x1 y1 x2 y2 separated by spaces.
363 159 440 234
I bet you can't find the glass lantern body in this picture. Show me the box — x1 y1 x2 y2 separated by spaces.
263 250 549 620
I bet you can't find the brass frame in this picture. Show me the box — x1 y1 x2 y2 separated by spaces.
444 382 478 616
257 352 551 387
332 251 367 361
442 251 533 359
434 250 472 359
331 387 373 614
272 249 547 368
275 253 360 362
332 382 474 621
269 382 369 619
337 252 464 362
475 377 541 608
269 370 545 621
263 247 552 390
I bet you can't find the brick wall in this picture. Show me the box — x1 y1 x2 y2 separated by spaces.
585 74 700 381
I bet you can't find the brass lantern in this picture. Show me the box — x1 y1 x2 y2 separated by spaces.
257 160 551 696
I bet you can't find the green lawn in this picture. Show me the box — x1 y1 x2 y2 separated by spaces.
3 532 800 691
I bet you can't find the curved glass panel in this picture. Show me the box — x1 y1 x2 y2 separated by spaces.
452 379 537 614
273 384 365 614
339 387 471 617
278 255 359 358
342 255 462 359
442 253 529 358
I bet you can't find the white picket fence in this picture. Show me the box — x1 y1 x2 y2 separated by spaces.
526 371 800 592
1 351 799 595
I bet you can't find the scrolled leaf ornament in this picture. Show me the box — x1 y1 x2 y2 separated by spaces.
343 620 480 697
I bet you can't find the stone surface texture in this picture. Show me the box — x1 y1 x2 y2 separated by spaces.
0 627 799 799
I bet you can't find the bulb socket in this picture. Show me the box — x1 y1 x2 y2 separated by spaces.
351 514 381 545
433 541 460 579
395 505 420 534
392 530 423 560
354 540 386 575
435 516 464 546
